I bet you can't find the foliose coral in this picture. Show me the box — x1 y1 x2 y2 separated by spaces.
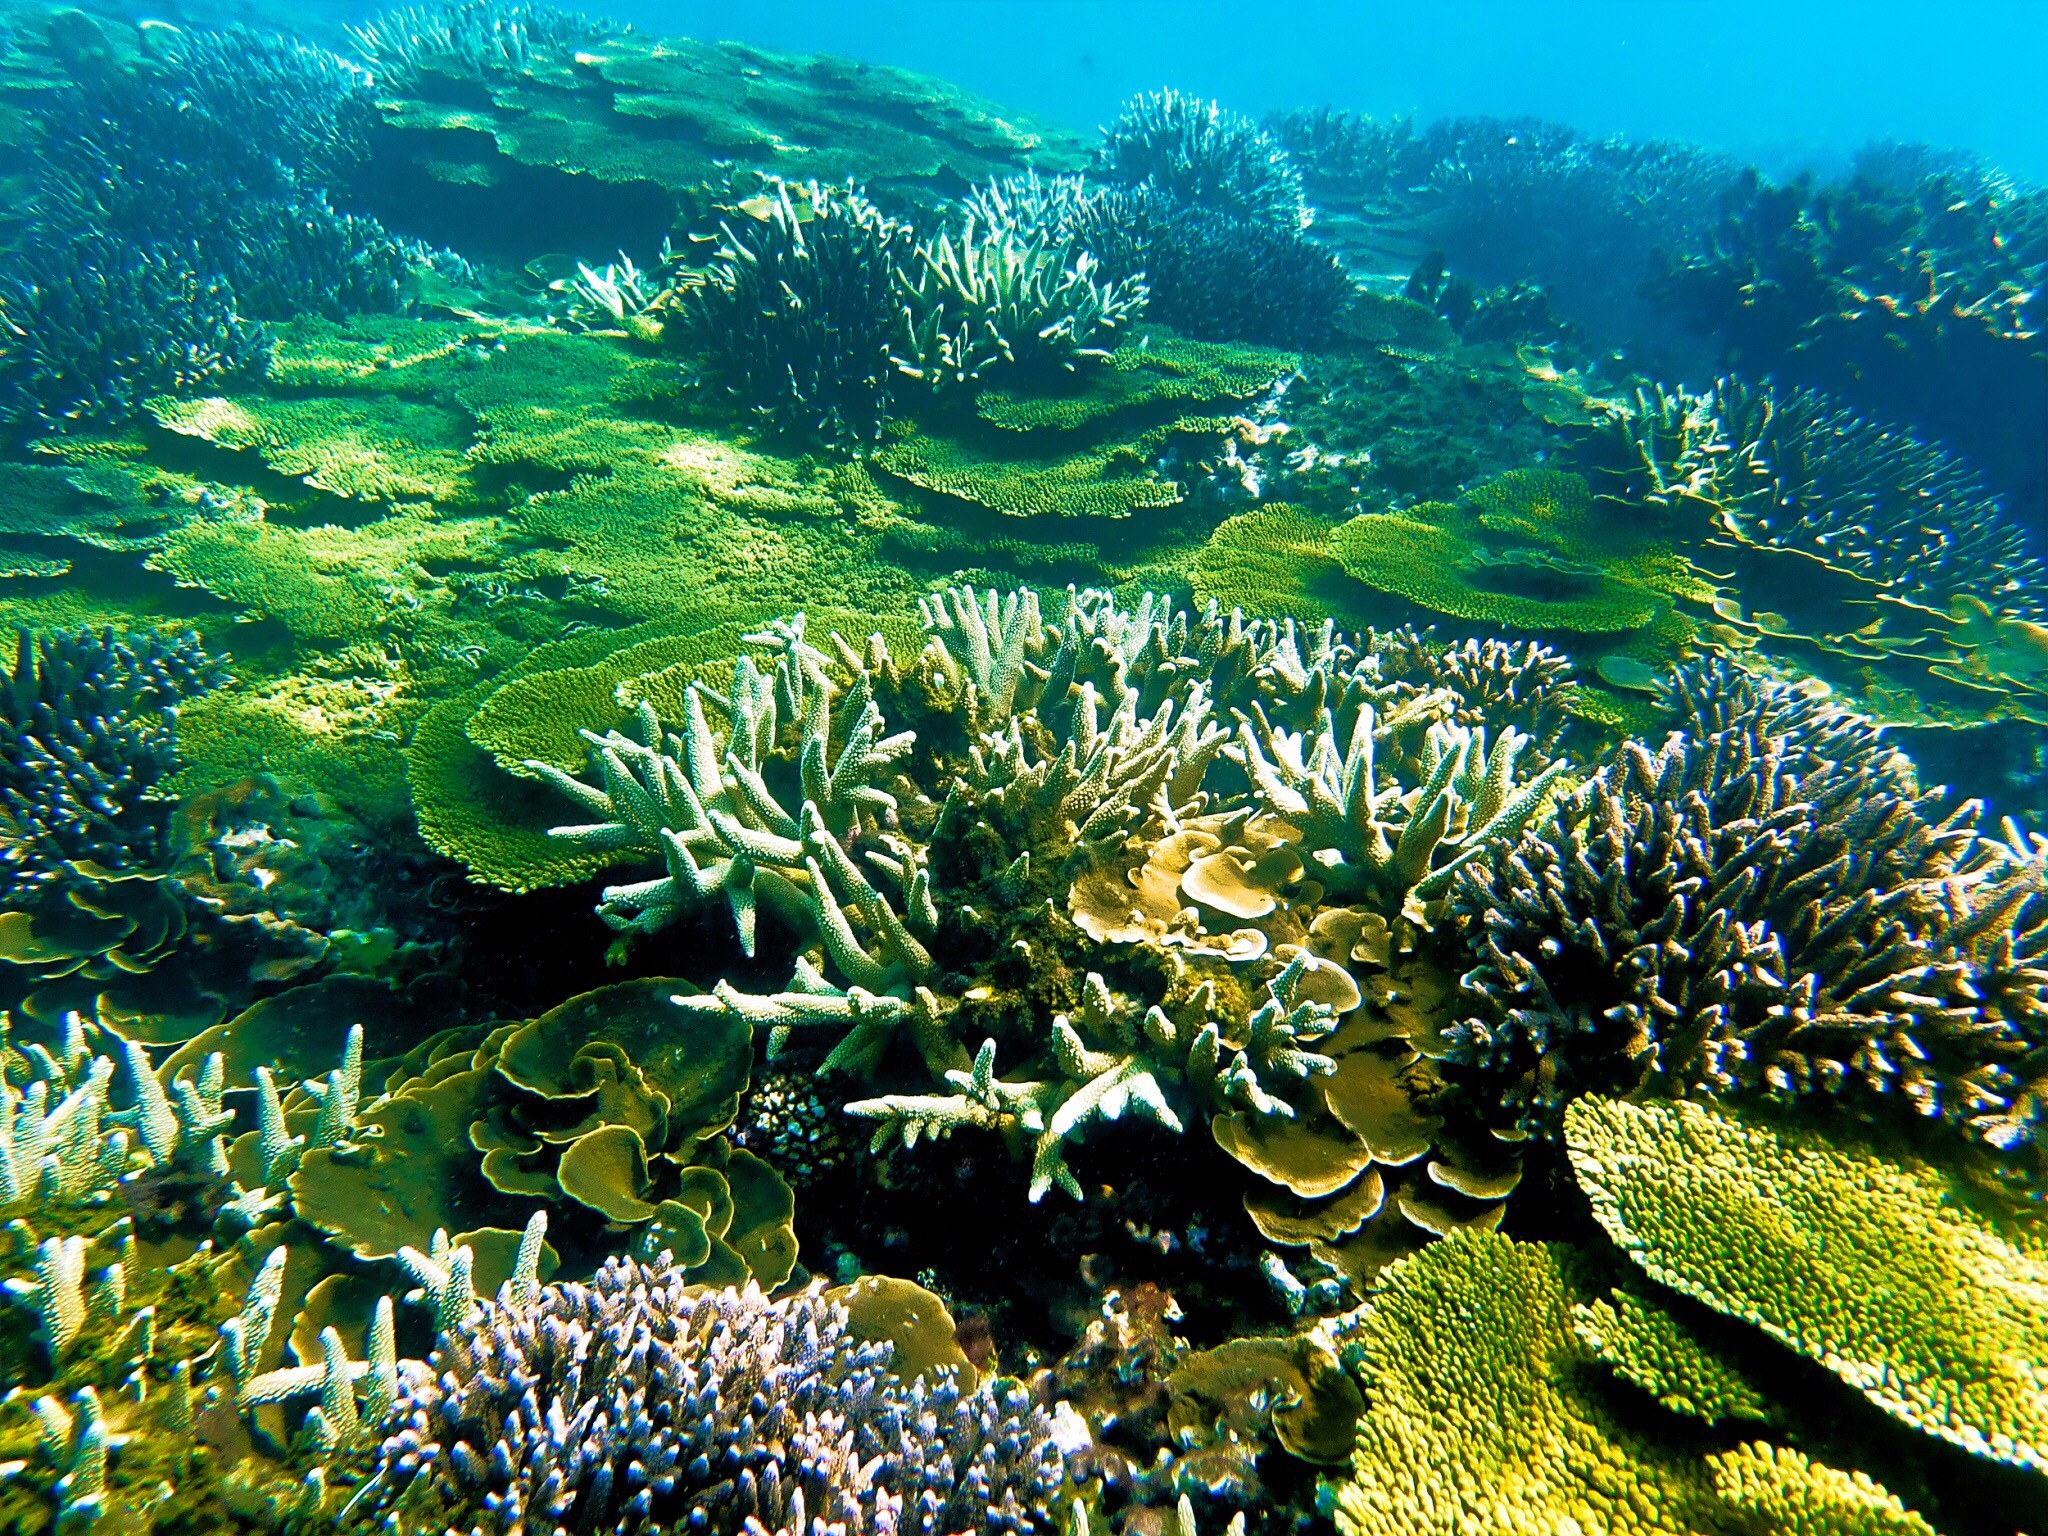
1450 660 2048 1148
1 627 229 897
355 1263 1068 1535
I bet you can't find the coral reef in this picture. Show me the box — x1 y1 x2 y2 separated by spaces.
1 626 229 896
0 15 435 432
355 1264 1068 1534
1098 90 1309 231
3 11 2047 1535
1451 661 2048 1148
678 180 916 445
348 0 626 88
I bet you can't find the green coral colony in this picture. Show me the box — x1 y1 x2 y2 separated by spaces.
0 2 2045 1533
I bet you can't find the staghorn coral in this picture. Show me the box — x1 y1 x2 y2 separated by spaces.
1 626 229 898
1450 660 2048 1146
348 0 626 87
1098 90 1309 231
894 188 1149 394
352 1263 1068 1536
1587 374 2046 618
0 19 435 432
677 179 916 446
1565 1095 2048 1474
1054 178 1352 350
0 234 272 432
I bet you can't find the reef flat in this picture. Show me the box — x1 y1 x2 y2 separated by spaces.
1 4 2046 1534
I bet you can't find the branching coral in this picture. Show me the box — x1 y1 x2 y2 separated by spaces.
0 235 273 432
1451 660 2048 1146
677 180 916 445
1652 162 2048 515
1587 374 2046 617
894 191 1149 393
0 19 434 432
1098 90 1309 231
526 615 910 951
1 627 229 897
353 1264 1068 1535
348 0 626 87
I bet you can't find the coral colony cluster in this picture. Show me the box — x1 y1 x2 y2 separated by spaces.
2 2 2047 1534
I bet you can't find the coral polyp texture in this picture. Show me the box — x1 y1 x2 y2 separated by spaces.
5 4 2048 1533
358 1265 1067 1535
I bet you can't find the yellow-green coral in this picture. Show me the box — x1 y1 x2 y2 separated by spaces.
974 333 1296 434
875 427 1187 520
1189 505 1359 622
148 392 474 504
1565 1096 2048 1473
1335 1232 1729 1536
1705 1443 1939 1536
1333 1230 1941 1536
1572 1287 1774 1425
1329 504 1664 633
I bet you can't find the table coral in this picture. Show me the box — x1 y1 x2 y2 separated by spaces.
1566 1095 2048 1474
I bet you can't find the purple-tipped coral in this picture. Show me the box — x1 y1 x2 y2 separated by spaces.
357 1260 1068 1536
1447 661 2048 1146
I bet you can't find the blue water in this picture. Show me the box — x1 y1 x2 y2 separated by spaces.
637 0 2048 183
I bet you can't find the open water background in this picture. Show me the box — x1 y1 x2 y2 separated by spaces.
626 1 2048 184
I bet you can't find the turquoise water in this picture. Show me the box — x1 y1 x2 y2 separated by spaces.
646 0 2048 182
